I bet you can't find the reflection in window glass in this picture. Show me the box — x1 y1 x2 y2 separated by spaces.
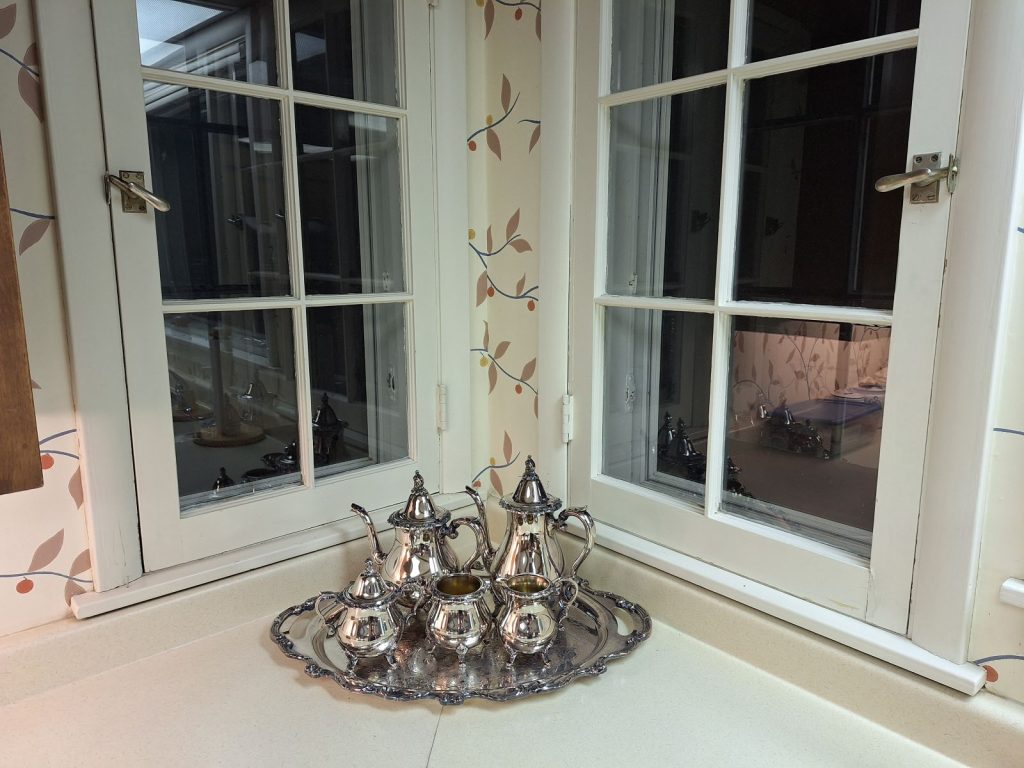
749 0 920 62
735 51 915 309
166 310 300 513
607 87 725 299
603 308 714 502
307 304 409 477
136 0 277 84
609 0 728 93
723 317 889 556
290 0 399 106
296 106 405 295
146 83 290 300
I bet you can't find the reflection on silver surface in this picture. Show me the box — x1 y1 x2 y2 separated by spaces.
271 580 652 705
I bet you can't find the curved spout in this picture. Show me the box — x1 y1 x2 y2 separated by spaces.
352 503 385 566
463 486 496 561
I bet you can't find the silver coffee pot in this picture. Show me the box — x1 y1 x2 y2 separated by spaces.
467 456 596 581
353 471 488 603
315 558 408 669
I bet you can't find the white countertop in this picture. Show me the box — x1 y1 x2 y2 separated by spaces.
0 613 963 767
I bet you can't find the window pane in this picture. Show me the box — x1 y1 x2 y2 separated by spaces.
146 83 290 300
297 106 405 295
609 0 728 92
136 0 277 85
607 88 725 299
166 310 300 514
307 304 409 477
603 308 714 502
290 0 399 106
735 51 915 309
723 317 888 557
749 0 920 62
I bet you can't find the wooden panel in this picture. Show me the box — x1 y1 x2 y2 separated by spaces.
0 138 43 494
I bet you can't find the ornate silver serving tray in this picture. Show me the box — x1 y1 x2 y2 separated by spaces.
270 579 652 705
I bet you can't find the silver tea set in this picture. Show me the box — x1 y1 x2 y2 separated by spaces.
317 457 595 669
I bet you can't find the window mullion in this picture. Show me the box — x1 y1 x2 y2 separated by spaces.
274 0 291 91
279 80 315 488
704 0 750 516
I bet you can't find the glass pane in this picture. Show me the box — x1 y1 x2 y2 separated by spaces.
136 0 277 84
307 304 409 477
166 310 300 513
607 88 725 299
603 308 714 502
145 83 290 300
290 0 399 106
297 105 405 295
735 51 915 310
609 0 728 92
723 317 888 556
750 0 921 62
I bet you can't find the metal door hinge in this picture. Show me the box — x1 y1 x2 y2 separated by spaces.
562 394 573 444
437 384 449 432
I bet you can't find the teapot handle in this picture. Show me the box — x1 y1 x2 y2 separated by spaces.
449 516 490 571
553 507 596 579
555 577 580 627
314 591 346 634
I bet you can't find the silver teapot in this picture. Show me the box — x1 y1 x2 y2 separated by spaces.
353 472 488 603
467 456 596 582
315 558 409 669
493 573 579 665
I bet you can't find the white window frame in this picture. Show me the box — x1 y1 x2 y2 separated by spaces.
539 0 1024 691
36 0 471 607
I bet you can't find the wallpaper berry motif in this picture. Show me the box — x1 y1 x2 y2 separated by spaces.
466 0 541 499
0 0 93 638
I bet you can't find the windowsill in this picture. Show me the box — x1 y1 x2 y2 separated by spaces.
0 535 1021 766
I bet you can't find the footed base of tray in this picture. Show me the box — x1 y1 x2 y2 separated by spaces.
271 579 652 705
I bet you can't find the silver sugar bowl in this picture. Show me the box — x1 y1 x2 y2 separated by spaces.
315 558 409 669
475 456 597 581
419 573 493 665
353 472 489 604
493 573 579 665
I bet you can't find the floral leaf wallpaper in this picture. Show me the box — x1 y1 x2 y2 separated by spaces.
0 0 93 635
467 0 541 499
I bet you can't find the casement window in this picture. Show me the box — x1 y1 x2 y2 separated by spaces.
40 0 469 589
564 0 996 683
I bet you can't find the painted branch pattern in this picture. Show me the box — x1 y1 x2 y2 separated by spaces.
471 208 538 307
470 431 520 496
480 0 541 41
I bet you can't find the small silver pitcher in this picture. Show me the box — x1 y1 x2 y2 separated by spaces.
493 573 579 666
315 558 409 669
419 573 493 665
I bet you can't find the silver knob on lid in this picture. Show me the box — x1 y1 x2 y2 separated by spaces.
346 558 391 601
512 456 549 505
402 471 439 521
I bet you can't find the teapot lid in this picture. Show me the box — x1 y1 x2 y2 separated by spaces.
340 558 399 607
500 456 562 514
403 471 439 521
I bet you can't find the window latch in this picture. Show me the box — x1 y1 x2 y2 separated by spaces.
104 171 171 213
874 152 958 204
